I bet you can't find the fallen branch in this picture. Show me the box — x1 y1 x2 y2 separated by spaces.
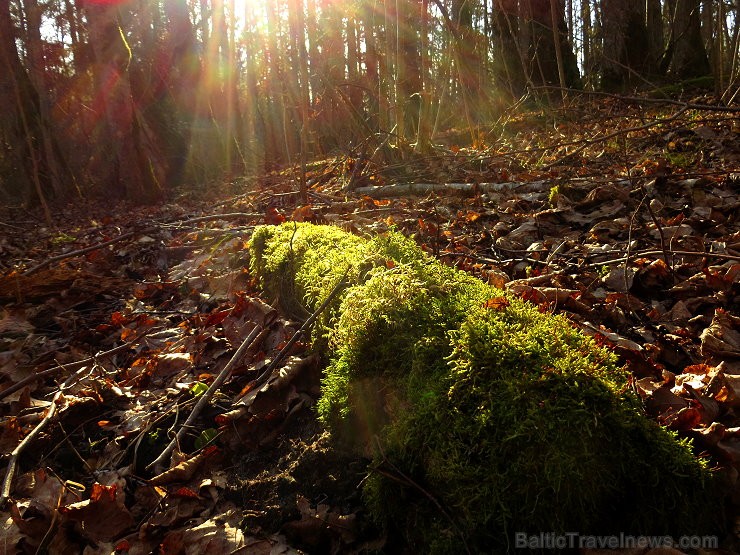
353 180 550 198
531 85 740 112
23 229 144 276
542 105 691 170
587 249 740 267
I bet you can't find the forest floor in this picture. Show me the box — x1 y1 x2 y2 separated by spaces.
0 94 739 554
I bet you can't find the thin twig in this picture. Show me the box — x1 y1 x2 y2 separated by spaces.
23 229 143 275
23 213 258 276
0 361 93 508
146 324 263 473
0 341 135 402
246 273 350 392
0 395 61 508
542 106 690 170
586 249 740 267
637 177 675 276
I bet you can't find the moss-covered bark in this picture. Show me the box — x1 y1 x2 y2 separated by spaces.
249 223 721 553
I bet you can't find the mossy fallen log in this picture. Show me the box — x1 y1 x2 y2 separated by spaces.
249 222 720 553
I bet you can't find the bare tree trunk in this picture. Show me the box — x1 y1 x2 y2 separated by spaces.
346 13 363 113
63 0 83 74
361 0 381 133
160 0 199 187
384 0 396 134
397 0 422 140
667 0 710 78
723 0 740 101
265 0 288 164
453 0 485 120
492 0 528 97
519 0 580 90
199 0 210 45
550 0 568 96
86 3 162 201
646 0 663 76
0 0 71 211
600 0 648 89
415 0 432 152
243 4 265 173
581 0 593 87
288 0 310 200
306 0 321 106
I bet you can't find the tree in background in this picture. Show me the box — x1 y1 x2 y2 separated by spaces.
0 0 738 204
0 0 73 212
666 0 710 78
86 2 165 200
492 0 580 97
599 0 650 89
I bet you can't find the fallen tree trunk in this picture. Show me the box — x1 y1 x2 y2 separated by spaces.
353 180 551 198
249 222 720 553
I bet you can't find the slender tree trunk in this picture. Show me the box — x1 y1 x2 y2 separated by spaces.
646 0 663 76
0 0 71 211
63 0 82 74
520 0 580 90
384 0 396 134
397 0 422 140
265 0 288 164
415 0 432 151
728 0 740 97
361 0 380 132
581 0 592 86
492 0 528 97
306 0 321 107
288 0 310 200
453 0 483 120
243 4 265 173
199 0 210 45
550 0 568 96
160 0 199 187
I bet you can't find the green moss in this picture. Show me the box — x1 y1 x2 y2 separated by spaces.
249 222 369 346
249 223 721 553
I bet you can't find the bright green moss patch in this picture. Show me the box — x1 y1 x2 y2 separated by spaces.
249 223 720 552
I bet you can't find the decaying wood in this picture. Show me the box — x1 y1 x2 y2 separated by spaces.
353 180 551 198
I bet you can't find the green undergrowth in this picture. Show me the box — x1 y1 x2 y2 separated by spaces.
249 223 721 553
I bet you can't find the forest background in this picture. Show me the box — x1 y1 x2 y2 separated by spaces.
0 0 738 210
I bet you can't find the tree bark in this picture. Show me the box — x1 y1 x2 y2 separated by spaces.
397 0 422 140
646 0 663 77
492 0 580 97
667 0 710 78
85 3 163 201
600 0 649 89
